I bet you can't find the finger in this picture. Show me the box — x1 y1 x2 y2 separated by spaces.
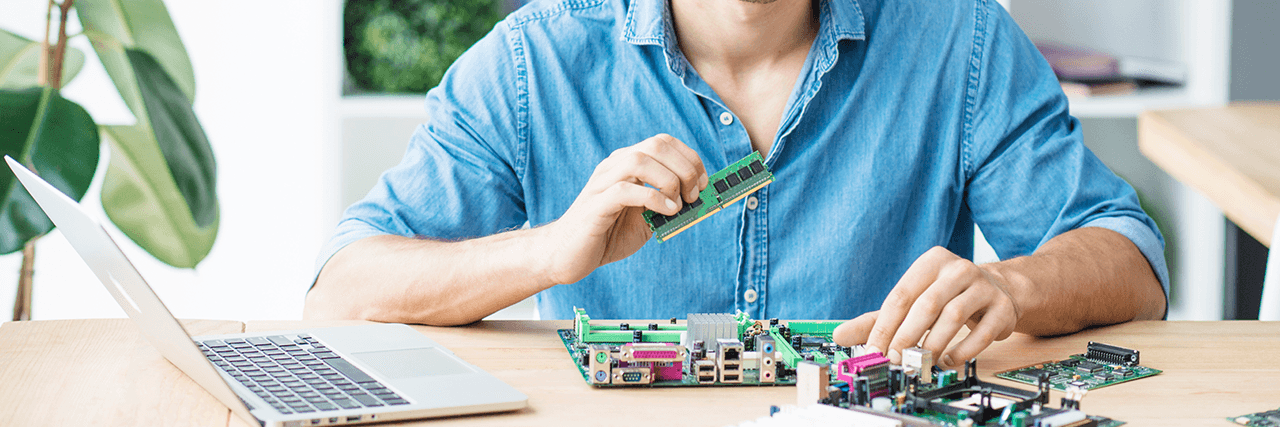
832 311 879 347
865 247 954 360
919 286 989 359
885 273 971 359
594 150 685 205
638 134 707 202
939 300 1017 369
597 181 681 217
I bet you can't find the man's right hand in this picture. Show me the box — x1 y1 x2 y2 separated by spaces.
536 134 708 285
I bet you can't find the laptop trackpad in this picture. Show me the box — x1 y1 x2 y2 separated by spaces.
353 348 474 379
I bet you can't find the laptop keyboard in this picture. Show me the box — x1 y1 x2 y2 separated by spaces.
198 334 410 414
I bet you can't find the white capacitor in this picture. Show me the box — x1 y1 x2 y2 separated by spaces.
870 396 893 412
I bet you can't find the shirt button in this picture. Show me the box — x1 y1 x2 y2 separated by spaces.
719 111 734 125
746 196 759 210
744 289 758 303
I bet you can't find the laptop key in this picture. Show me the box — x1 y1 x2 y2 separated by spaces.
331 398 361 410
313 402 337 411
350 394 383 407
321 358 378 384
383 398 409 406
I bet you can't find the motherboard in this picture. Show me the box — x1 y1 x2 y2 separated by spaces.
558 308 846 386
562 308 1130 426
995 342 1160 391
1230 407 1280 426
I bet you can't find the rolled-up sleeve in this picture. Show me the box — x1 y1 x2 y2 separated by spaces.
962 2 1169 294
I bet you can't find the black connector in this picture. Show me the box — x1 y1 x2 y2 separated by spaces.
1085 341 1139 366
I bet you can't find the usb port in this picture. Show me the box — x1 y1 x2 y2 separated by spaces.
346 416 362 422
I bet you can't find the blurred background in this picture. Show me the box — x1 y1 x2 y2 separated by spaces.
0 0 1276 322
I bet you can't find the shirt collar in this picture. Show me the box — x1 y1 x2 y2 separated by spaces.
621 0 867 57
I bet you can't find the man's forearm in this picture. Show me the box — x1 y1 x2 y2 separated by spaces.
981 227 1166 336
305 230 557 326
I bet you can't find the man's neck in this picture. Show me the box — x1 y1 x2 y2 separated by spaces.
671 0 818 76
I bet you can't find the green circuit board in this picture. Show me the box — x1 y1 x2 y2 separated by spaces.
560 308 846 387
643 151 773 242
996 353 1161 391
564 308 1125 426
1229 407 1280 426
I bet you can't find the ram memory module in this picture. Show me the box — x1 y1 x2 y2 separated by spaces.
643 151 773 242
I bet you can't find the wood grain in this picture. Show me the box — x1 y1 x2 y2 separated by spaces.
6 319 1280 426
0 319 242 427
1139 103 1280 246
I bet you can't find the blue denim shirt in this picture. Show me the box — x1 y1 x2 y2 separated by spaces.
320 0 1169 321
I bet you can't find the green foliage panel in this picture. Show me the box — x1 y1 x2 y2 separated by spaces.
345 0 510 93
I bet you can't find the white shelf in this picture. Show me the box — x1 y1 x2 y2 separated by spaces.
1010 0 1231 118
1067 87 1220 118
340 95 428 117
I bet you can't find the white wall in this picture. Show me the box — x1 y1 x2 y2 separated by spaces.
0 1 336 321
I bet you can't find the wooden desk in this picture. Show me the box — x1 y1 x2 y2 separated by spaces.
2 319 1278 426
1138 103 1280 246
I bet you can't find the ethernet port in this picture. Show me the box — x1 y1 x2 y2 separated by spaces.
724 348 740 361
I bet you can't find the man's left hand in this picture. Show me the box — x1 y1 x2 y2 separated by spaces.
832 246 1022 369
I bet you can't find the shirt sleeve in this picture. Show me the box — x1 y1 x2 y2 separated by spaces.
315 20 528 277
962 2 1170 296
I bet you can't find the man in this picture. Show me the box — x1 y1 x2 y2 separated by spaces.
306 0 1168 369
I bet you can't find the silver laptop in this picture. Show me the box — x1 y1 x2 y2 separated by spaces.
5 156 527 427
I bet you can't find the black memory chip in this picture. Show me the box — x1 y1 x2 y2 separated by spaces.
749 160 765 174
713 180 729 193
726 173 741 186
738 167 754 180
651 215 667 227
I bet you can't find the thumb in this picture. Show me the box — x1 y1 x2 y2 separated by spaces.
833 311 879 348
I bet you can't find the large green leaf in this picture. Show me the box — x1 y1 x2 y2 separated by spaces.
0 29 86 89
0 87 100 254
100 49 217 268
75 0 196 120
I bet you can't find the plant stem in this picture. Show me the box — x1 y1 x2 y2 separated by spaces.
12 240 36 321
49 0 76 90
37 0 54 86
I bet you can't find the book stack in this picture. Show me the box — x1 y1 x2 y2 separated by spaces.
1035 42 1186 97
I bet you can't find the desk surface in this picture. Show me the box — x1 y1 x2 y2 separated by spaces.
1 319 1277 426
1138 103 1280 246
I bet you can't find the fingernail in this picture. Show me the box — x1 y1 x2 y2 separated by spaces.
941 355 955 368
888 349 900 363
665 198 678 211
689 188 699 200
866 346 882 356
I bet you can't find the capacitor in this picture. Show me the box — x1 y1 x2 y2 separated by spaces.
649 323 659 331
870 397 892 412
619 323 629 331
632 330 643 343
692 340 706 360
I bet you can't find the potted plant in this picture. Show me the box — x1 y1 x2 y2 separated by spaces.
0 0 219 320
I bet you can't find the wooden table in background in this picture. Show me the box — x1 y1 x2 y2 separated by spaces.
1139 103 1280 246
2 319 1278 426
